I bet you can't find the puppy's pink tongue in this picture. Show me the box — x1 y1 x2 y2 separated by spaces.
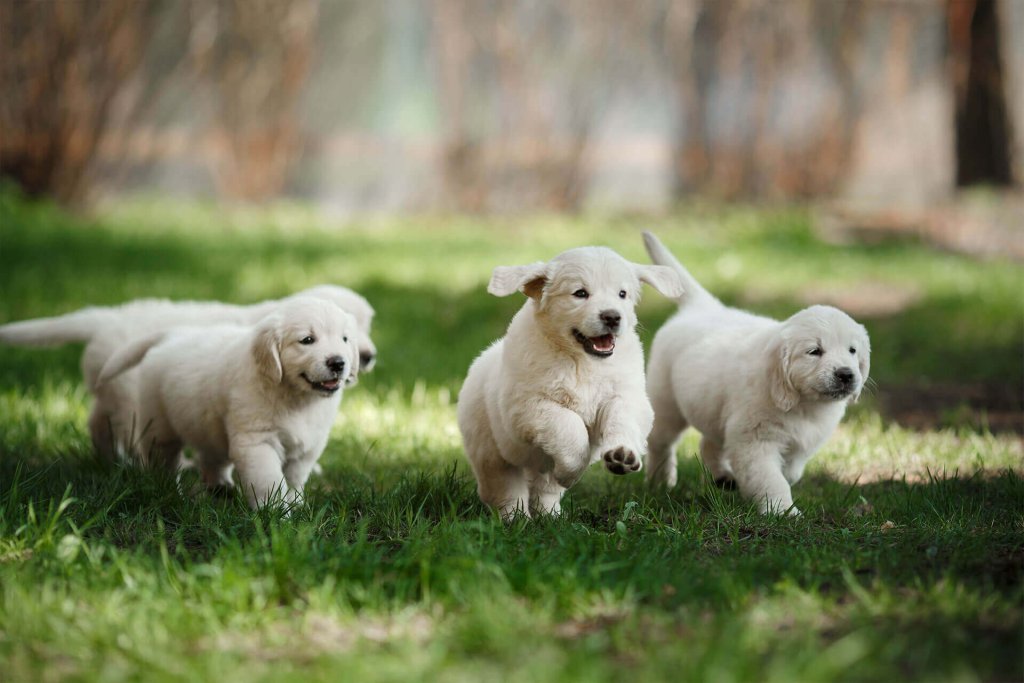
590 335 614 352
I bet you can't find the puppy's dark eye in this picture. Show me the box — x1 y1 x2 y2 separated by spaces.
299 336 316 345
343 336 349 343
618 290 627 299
573 289 589 299
849 347 856 354
807 347 823 357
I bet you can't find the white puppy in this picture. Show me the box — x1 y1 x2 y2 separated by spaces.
96 297 360 508
0 285 375 459
642 232 871 515
457 246 683 519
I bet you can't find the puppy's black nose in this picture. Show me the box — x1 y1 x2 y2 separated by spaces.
834 367 855 385
326 356 347 374
360 351 376 369
599 310 621 330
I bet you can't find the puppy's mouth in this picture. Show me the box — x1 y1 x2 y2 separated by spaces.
819 385 855 400
301 373 341 395
572 329 615 358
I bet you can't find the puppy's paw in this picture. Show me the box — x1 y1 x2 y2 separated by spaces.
603 446 641 475
760 498 800 516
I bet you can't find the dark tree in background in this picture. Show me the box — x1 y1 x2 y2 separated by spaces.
949 0 1013 187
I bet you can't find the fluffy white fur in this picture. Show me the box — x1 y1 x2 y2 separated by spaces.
97 297 360 508
0 285 375 459
642 232 871 515
457 246 683 519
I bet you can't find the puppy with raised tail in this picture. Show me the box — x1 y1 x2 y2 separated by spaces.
458 246 683 519
0 284 376 460
642 232 870 515
97 297 360 508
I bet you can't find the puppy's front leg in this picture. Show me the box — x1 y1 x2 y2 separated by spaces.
231 438 293 509
519 401 591 489
729 441 800 515
282 457 319 504
597 398 652 476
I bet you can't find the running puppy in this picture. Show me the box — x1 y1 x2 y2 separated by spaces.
0 285 375 459
97 297 360 508
458 246 683 519
642 232 871 515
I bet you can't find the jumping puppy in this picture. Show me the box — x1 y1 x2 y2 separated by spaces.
0 285 375 459
97 297 360 508
458 246 683 519
642 232 871 515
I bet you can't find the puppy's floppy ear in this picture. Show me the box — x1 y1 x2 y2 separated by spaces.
768 337 799 412
852 324 871 402
634 264 684 299
487 262 548 299
252 315 283 384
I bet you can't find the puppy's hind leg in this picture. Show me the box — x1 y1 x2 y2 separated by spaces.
699 437 735 490
645 371 687 488
193 452 235 495
473 453 530 520
528 471 565 517
88 404 118 461
460 394 530 518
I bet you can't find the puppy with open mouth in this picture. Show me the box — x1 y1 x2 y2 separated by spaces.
458 246 683 519
0 284 376 462
642 232 871 515
96 296 361 508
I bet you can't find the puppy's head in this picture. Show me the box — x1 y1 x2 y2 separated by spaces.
291 285 378 373
769 305 871 411
488 247 682 359
252 297 362 397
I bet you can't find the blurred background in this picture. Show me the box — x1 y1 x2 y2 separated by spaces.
1 0 1022 223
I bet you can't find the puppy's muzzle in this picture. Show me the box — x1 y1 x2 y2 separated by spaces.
326 355 346 374
302 355 348 395
825 366 857 398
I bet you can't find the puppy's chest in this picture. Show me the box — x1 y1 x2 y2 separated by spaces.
539 378 608 425
762 413 839 459
272 402 337 459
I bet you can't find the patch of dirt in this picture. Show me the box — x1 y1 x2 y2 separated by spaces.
197 610 434 662
816 192 1024 262
878 381 1023 434
797 283 923 318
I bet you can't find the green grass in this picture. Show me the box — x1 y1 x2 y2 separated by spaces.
0 190 1021 682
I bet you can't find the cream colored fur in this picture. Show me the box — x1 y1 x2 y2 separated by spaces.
642 232 871 515
0 285 375 459
457 246 683 519
97 297 360 508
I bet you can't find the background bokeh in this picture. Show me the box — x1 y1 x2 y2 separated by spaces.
2 0 1022 216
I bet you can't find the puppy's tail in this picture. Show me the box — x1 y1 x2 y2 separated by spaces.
0 308 115 347
642 231 718 309
96 331 168 387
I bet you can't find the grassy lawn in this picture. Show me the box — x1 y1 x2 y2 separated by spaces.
0 190 1021 682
